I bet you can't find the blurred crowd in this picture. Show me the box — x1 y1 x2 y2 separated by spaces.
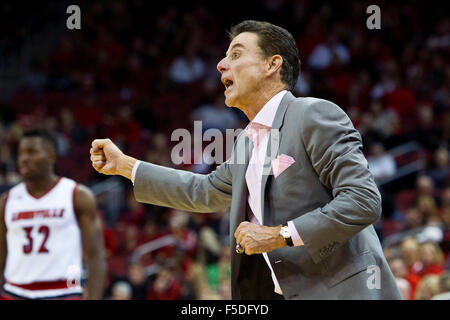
0 0 449 299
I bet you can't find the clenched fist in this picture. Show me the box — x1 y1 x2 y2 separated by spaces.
234 221 286 255
90 139 137 180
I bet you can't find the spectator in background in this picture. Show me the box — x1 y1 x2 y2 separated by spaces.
143 133 172 167
167 210 197 258
184 262 210 299
307 29 350 70
218 279 232 300
169 44 205 85
388 257 412 300
383 246 399 262
191 94 241 132
426 17 450 50
426 147 450 189
367 142 397 183
123 225 139 255
196 226 222 267
381 109 406 150
60 107 86 145
139 218 167 245
357 112 385 152
414 274 441 300
415 175 439 223
415 215 444 244
432 271 450 300
118 191 147 227
417 242 445 277
373 60 417 119
404 207 425 231
411 105 442 151
370 60 399 101
203 245 231 294
183 250 231 300
127 262 151 300
146 267 182 300
400 237 422 297
370 100 398 141
105 106 142 146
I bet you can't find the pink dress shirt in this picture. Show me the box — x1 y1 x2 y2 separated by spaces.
243 90 303 295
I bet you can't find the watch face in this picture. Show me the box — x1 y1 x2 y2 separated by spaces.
281 227 290 238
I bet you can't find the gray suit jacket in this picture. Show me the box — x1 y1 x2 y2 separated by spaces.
133 92 402 299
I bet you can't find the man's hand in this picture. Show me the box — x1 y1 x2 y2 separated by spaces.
90 139 137 180
234 222 286 255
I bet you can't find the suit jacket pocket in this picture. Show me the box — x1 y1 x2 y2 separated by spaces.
323 251 376 288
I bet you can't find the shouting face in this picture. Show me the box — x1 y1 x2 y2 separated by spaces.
217 32 268 110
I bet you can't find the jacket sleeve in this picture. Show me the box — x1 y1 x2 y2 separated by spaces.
292 99 382 264
133 159 233 213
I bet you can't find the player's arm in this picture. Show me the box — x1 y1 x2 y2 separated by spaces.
74 184 106 300
0 193 8 288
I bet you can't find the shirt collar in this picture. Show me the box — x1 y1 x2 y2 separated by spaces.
244 90 287 146
251 90 287 128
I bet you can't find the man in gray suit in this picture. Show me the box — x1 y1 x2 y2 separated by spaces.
90 20 401 300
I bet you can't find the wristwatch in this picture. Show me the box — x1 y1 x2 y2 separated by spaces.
280 224 293 247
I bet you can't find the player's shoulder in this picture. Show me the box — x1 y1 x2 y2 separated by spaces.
0 190 8 210
59 177 90 192
75 184 94 196
59 176 78 188
56 177 94 202
72 183 97 218
0 183 19 214
73 182 96 204
0 181 25 201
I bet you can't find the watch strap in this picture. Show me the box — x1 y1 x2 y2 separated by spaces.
282 223 293 247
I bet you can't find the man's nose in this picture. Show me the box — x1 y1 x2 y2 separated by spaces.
217 58 229 73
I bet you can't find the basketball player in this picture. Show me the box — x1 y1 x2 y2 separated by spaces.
0 129 106 299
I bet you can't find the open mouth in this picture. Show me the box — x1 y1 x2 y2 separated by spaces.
223 79 234 91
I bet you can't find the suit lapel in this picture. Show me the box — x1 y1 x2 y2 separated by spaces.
230 133 252 298
232 133 252 226
231 92 295 298
228 131 253 243
260 91 295 225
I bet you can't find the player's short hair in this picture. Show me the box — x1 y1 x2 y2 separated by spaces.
228 20 301 91
22 128 58 154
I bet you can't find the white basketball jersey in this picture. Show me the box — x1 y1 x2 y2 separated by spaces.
3 177 83 299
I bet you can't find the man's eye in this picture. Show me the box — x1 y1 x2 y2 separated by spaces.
231 52 240 59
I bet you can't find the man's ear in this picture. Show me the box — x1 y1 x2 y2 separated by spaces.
266 55 283 76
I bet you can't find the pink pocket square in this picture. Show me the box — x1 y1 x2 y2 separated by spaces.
272 154 295 178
